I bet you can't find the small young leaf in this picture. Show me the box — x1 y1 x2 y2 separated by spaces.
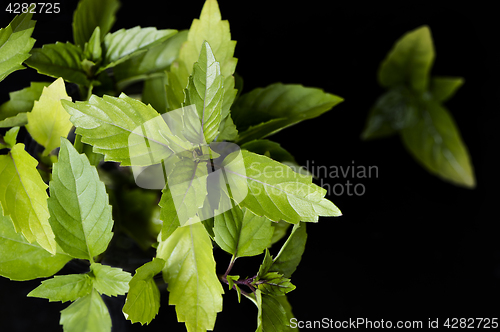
173 0 237 118
214 206 273 258
123 258 165 325
400 101 475 188
157 223 224 332
99 27 177 72
48 138 113 260
0 204 71 281
228 151 341 223
26 78 73 156
232 83 343 143
0 82 50 128
60 288 111 332
72 0 120 48
2 126 20 148
226 275 241 302
61 93 186 166
27 274 93 302
0 12 36 82
257 249 274 278
83 27 102 63
270 223 307 278
429 76 464 102
256 272 296 296
184 41 224 144
25 42 90 86
378 25 434 92
0 144 56 254
90 263 132 297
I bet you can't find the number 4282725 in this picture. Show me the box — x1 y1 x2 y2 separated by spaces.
6 3 60 14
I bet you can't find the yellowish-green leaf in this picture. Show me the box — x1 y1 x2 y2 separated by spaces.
60 288 111 332
157 223 224 332
0 204 71 281
26 77 72 156
0 143 56 254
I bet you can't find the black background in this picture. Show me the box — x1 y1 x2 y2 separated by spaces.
0 0 498 331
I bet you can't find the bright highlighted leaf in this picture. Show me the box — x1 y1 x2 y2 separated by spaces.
0 204 71 281
123 258 165 325
100 27 177 72
25 42 90 86
60 288 111 332
0 12 36 82
26 78 72 156
173 0 237 118
400 101 475 188
48 138 113 260
378 25 434 92
157 223 224 332
232 83 343 143
226 150 341 223
184 41 224 144
214 207 273 258
72 0 120 48
0 143 56 254
90 263 131 297
27 274 93 302
0 82 50 128
61 93 185 166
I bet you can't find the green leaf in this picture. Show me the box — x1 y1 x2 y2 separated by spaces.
429 76 464 102
90 263 131 297
0 204 71 281
60 288 111 332
253 290 289 332
184 41 224 144
123 258 165 325
257 248 274 278
0 12 36 82
99 27 177 72
72 0 120 48
0 82 50 128
255 272 295 296
25 78 73 156
27 274 93 302
48 138 113 260
1 126 19 148
276 295 298 331
217 114 238 141
61 93 186 166
142 75 168 114
270 221 292 246
378 25 434 92
270 223 307 278
232 83 343 143
400 100 475 188
157 223 224 332
114 30 187 89
227 150 341 223
83 27 102 63
25 42 90 86
361 87 419 140
0 143 56 254
172 0 237 119
214 206 273 258
226 275 242 303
